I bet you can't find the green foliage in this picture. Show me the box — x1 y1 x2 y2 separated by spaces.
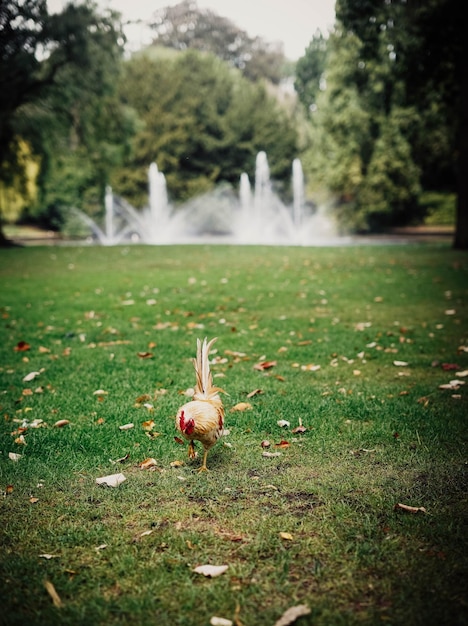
356 112 421 230
0 0 132 232
115 49 298 205
298 0 463 234
420 192 456 226
0 141 40 224
294 31 328 113
0 244 467 625
302 33 369 204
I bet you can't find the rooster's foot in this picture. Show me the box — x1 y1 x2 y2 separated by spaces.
188 442 196 460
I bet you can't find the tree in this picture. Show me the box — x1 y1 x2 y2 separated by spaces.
335 0 466 246
0 0 126 242
401 0 466 247
149 0 286 84
300 0 464 236
114 49 297 206
294 31 329 113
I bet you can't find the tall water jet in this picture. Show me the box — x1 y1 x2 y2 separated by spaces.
254 151 271 223
239 172 252 212
292 158 304 228
147 162 171 243
104 185 114 244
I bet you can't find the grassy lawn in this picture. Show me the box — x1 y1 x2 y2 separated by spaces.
0 243 467 626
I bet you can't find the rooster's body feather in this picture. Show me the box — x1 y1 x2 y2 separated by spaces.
175 337 225 471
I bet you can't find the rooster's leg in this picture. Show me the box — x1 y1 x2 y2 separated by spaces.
198 450 209 472
188 441 196 459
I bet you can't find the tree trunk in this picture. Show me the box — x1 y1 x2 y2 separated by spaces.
454 14 468 250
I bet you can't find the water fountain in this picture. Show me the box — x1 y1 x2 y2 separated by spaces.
73 153 340 246
235 151 306 244
234 152 340 245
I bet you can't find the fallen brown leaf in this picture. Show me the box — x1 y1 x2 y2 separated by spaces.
137 352 153 359
139 457 157 469
273 604 311 626
231 402 252 412
394 502 427 514
145 431 161 439
292 425 307 434
54 419 70 428
246 388 263 398
301 363 321 371
254 360 277 371
14 341 31 352
135 394 152 405
44 580 63 608
110 453 130 464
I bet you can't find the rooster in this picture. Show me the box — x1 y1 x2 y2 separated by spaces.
175 337 225 472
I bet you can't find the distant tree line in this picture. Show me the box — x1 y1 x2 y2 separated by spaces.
0 0 465 247
295 0 465 246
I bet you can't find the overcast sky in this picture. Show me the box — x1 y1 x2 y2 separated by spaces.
48 0 336 60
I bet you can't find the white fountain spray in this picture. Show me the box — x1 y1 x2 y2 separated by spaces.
147 162 171 243
239 172 252 213
236 151 300 244
104 185 115 244
254 151 271 223
292 158 304 229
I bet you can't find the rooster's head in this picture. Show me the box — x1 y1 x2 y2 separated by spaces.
179 410 195 435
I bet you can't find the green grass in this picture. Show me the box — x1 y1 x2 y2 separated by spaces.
0 243 467 626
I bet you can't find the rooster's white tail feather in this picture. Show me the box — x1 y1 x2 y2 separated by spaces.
193 337 223 401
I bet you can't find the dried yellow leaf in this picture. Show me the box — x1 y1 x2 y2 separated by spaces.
231 402 252 412
139 457 157 469
54 419 70 428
